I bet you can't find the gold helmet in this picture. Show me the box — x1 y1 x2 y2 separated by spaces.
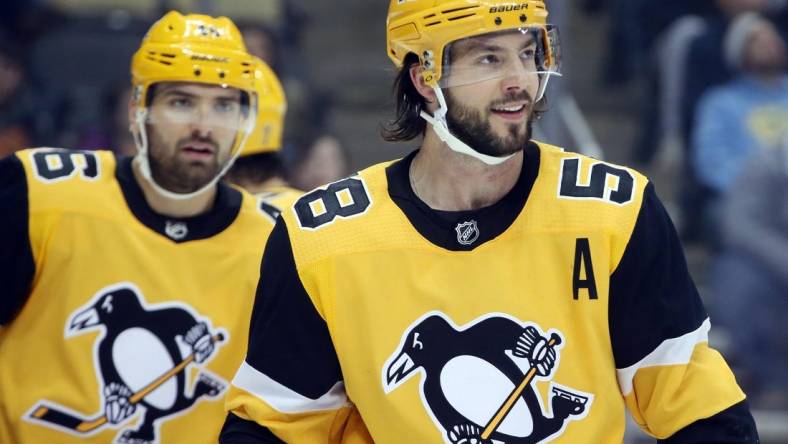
132 10 257 105
241 58 287 156
129 11 259 199
387 0 560 87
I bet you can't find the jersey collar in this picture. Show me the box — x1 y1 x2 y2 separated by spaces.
115 155 243 243
386 141 540 251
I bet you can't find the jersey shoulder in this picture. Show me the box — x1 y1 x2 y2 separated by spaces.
528 141 651 270
255 185 303 225
15 148 121 214
280 159 409 267
530 141 650 229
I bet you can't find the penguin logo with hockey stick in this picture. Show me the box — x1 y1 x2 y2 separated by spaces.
25 283 228 444
383 311 593 443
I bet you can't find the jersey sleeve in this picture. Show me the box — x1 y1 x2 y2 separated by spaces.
223 218 368 443
609 183 756 441
0 153 35 325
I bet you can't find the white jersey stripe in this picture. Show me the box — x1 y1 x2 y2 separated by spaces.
232 361 349 414
617 318 711 396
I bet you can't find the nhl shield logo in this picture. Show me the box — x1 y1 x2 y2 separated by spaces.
455 220 479 246
165 220 188 240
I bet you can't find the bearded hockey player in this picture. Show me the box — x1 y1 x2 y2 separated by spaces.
0 12 280 444
220 1 758 443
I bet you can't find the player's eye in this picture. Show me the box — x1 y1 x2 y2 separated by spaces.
520 47 536 60
214 99 239 114
476 53 500 65
169 97 193 109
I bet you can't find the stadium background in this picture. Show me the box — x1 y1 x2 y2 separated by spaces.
1 0 786 441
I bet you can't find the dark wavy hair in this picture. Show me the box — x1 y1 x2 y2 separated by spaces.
382 53 427 142
382 52 549 143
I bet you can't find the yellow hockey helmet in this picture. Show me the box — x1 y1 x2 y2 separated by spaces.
241 58 287 156
131 10 257 104
129 11 260 199
387 0 560 87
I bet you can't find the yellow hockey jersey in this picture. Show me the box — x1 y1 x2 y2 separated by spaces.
223 142 752 443
0 148 272 444
255 185 303 225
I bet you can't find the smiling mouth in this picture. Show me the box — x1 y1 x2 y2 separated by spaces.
490 101 530 118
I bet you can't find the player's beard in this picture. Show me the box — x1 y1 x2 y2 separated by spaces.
445 89 533 158
147 127 223 194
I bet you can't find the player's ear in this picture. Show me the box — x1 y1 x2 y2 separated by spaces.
409 64 437 107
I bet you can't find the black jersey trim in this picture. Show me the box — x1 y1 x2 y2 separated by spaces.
386 142 540 251
244 219 345 399
115 156 243 243
659 400 758 443
220 413 285 444
609 183 707 369
0 155 35 325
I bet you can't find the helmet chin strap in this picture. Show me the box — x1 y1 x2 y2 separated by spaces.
132 107 249 201
418 73 554 166
419 86 514 166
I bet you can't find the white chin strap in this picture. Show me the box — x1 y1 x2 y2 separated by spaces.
132 108 247 201
419 74 553 166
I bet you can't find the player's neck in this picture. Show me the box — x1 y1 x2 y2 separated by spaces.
131 159 217 218
411 131 524 211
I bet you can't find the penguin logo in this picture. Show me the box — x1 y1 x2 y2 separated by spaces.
25 283 228 444
383 311 593 444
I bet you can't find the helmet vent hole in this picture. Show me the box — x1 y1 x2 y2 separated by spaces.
448 13 474 21
440 6 476 14
194 69 202 76
425 20 441 27
494 17 502 25
424 13 436 19
219 71 226 79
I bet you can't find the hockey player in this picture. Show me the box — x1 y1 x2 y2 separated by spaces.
0 12 277 444
226 58 301 221
221 1 758 443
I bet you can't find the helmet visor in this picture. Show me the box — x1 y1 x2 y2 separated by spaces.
438 26 562 89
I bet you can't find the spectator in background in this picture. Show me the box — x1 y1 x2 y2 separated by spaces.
682 0 780 141
674 0 783 241
707 137 788 409
287 132 349 191
0 37 36 157
691 13 788 239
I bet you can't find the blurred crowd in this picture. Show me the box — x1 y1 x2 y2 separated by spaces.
1 0 786 411
0 0 349 190
582 0 788 409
